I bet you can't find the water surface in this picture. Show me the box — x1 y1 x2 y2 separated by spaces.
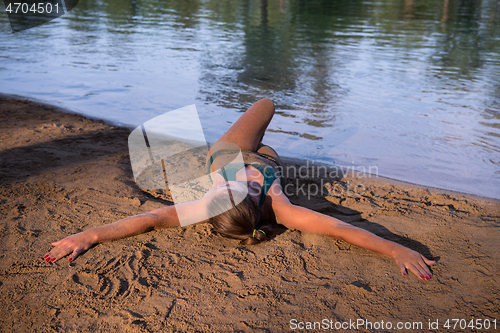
1 0 499 198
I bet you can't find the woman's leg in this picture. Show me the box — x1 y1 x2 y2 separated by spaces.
256 143 282 164
215 98 275 152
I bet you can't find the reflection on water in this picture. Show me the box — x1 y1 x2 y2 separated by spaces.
0 0 499 198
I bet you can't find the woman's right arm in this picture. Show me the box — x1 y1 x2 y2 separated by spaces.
269 184 434 279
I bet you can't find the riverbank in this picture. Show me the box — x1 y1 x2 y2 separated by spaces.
1 95 499 332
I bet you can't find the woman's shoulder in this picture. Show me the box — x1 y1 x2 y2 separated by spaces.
268 179 292 211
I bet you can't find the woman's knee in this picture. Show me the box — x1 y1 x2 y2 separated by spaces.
259 98 275 112
254 98 275 119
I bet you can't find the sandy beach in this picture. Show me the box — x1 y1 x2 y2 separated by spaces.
1 95 499 332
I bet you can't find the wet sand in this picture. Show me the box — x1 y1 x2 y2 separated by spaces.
0 95 499 332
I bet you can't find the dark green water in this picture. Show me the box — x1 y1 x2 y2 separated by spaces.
1 0 499 198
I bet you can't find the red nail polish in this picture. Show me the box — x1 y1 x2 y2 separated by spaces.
44 254 49 258
425 276 430 280
420 275 424 279
68 258 72 262
45 257 50 262
51 258 56 262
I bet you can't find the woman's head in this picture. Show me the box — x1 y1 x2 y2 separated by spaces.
208 187 275 245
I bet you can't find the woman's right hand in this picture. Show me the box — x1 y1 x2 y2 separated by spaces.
44 230 97 263
391 245 435 280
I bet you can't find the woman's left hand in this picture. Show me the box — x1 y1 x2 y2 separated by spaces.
44 230 97 262
392 246 436 280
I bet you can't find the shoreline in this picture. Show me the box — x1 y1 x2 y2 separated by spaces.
1 95 499 331
0 92 127 128
2 92 497 201
281 155 500 203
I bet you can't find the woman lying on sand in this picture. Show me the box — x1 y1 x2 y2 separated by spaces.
44 98 435 280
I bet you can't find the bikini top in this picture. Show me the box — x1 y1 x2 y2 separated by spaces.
207 149 284 207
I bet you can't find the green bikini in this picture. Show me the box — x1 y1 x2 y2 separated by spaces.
207 149 285 207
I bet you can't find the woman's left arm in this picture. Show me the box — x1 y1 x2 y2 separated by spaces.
44 195 215 263
270 188 435 279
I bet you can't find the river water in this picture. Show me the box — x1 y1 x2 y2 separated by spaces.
1 0 499 198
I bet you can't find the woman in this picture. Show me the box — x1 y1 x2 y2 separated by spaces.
44 98 435 280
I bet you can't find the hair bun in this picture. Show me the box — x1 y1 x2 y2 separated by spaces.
240 236 262 245
240 228 270 245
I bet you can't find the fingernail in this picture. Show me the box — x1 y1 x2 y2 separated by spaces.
50 258 56 262
44 254 49 258
425 276 430 280
45 257 50 262
420 275 424 279
68 258 72 262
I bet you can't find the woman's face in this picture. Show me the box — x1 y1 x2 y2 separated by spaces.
215 180 247 192
215 180 262 197
204 180 245 202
